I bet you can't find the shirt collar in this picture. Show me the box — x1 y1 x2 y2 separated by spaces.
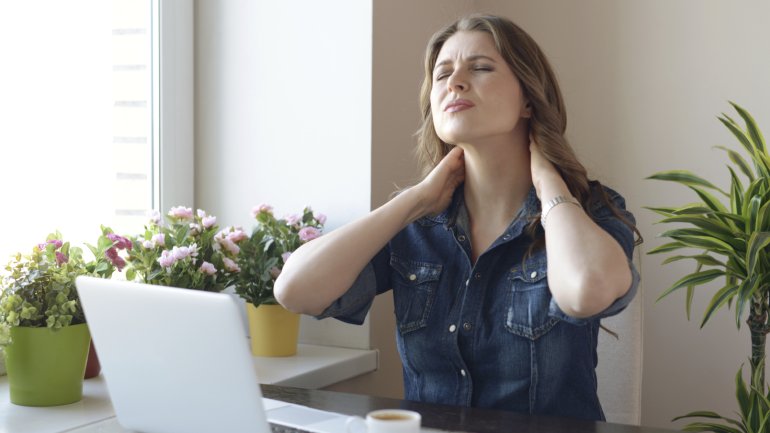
420 184 541 233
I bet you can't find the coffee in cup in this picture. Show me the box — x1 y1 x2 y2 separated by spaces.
346 409 421 433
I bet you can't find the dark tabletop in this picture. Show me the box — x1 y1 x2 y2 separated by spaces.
261 384 679 433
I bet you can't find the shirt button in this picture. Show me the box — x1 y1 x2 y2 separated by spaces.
530 271 538 279
409 274 417 281
463 322 472 331
474 273 481 279
460 369 467 377
448 324 457 333
458 235 466 242
503 234 511 240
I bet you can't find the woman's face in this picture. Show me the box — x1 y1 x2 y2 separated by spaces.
430 30 529 146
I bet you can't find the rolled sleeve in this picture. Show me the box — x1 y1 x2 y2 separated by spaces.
314 246 392 325
314 262 378 325
549 260 640 325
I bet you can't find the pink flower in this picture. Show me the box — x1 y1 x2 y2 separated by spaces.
113 256 126 271
222 257 240 273
285 214 301 226
189 223 201 235
281 252 292 263
158 250 175 268
55 252 68 265
142 240 154 249
219 238 240 255
107 233 132 250
105 247 126 271
269 266 281 279
314 212 327 225
168 206 193 220
227 228 247 243
147 210 161 225
38 239 63 251
298 227 321 242
200 261 217 275
152 233 165 247
197 209 207 219
202 215 217 229
250 204 273 219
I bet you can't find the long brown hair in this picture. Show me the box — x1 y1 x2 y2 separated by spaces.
416 14 641 247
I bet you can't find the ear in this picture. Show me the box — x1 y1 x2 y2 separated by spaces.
521 100 532 119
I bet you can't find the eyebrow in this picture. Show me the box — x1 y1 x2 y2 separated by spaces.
434 54 498 71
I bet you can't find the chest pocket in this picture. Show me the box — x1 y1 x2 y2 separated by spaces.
390 255 441 335
505 254 559 340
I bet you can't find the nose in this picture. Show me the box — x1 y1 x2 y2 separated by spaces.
446 70 467 93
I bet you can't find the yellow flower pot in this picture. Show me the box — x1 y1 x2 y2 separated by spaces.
246 303 300 357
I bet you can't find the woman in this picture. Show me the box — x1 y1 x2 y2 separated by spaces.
274 14 641 421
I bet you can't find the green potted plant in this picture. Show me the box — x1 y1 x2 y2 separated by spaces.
0 233 91 406
647 102 770 432
235 204 325 357
124 206 245 292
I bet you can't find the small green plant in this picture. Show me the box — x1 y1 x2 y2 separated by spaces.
647 102 770 431
674 361 770 433
0 229 127 346
235 205 325 306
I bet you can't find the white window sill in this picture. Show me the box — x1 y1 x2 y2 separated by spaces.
0 344 377 433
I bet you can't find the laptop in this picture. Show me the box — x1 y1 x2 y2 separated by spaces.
75 276 352 433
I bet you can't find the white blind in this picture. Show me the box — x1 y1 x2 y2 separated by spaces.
0 0 155 259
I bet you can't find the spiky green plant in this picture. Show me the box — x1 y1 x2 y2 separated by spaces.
647 102 770 431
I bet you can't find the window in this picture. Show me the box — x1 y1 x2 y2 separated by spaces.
0 0 192 260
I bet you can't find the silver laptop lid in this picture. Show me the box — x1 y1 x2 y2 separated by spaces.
76 276 269 433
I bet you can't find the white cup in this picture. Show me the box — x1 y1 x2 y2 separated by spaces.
345 409 422 433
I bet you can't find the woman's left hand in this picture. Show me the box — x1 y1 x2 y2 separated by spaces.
529 134 564 199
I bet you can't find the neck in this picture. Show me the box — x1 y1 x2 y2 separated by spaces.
461 135 533 227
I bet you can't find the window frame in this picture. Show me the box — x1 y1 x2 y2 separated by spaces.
156 0 194 211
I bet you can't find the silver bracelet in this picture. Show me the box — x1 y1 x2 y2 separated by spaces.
540 195 582 228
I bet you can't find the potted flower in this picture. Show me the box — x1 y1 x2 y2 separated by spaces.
79 226 133 379
0 233 91 406
647 102 770 431
124 206 246 292
235 205 325 356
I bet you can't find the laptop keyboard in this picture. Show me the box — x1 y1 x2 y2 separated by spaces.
269 422 316 433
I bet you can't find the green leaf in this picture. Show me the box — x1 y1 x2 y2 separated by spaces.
731 101 767 155
747 232 770 278
647 241 688 255
648 170 727 194
664 233 736 255
717 145 754 181
658 215 737 240
661 254 725 267
701 284 739 328
679 422 742 433
720 114 756 159
657 269 726 302
691 186 730 212
728 166 745 215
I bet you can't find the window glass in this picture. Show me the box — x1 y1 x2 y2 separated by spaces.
0 0 156 259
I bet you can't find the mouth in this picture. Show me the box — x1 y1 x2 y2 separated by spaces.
444 99 475 113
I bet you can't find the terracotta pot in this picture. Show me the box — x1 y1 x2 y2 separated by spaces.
84 339 101 379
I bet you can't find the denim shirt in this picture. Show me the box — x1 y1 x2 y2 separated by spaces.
317 183 640 421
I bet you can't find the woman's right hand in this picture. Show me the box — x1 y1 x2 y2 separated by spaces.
412 146 466 217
